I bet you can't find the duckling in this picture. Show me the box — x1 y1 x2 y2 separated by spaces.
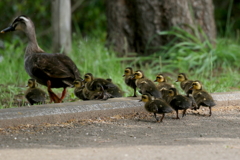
73 80 89 100
154 73 175 100
83 73 122 99
1 15 82 103
25 79 46 105
167 88 197 119
106 78 112 82
176 73 193 96
122 67 137 97
189 80 216 116
140 93 173 122
74 80 110 100
132 70 162 98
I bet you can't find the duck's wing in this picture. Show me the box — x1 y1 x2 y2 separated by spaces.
29 53 81 80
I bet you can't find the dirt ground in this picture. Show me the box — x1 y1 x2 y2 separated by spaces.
0 106 240 160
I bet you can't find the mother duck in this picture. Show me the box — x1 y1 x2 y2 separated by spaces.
1 15 82 103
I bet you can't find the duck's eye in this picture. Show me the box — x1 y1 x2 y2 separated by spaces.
125 71 128 73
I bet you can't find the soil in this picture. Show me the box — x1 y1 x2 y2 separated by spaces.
0 106 240 159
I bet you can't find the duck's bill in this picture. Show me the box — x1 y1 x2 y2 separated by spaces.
1 26 15 33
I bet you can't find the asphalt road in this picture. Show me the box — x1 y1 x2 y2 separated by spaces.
0 105 240 160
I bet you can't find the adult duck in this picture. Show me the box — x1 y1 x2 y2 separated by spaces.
1 15 81 103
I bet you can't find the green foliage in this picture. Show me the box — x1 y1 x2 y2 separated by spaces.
130 27 240 93
1 32 240 108
72 0 106 39
0 38 28 85
1 0 240 108
69 36 131 95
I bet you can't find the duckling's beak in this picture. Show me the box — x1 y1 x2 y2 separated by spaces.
122 74 125 77
1 26 15 33
25 84 28 87
154 79 157 82
139 99 142 102
131 75 135 80
176 80 179 82
189 86 193 90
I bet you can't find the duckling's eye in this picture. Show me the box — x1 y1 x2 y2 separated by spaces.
125 71 128 73
84 76 88 79
178 76 181 78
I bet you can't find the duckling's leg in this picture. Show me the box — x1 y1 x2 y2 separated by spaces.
154 113 159 122
182 109 187 118
133 88 137 97
173 110 180 119
209 107 212 116
47 80 61 103
159 113 165 122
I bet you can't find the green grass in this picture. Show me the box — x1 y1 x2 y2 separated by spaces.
1 28 240 108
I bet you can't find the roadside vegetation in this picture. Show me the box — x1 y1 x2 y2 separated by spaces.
0 1 239 109
1 27 240 109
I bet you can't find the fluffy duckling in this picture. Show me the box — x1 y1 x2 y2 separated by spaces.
154 73 175 100
123 67 137 97
83 73 122 99
176 73 193 96
1 15 82 103
133 70 162 98
167 88 197 119
74 80 111 100
25 79 46 105
73 80 89 100
189 80 216 116
140 93 173 122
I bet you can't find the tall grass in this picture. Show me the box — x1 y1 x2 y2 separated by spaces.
1 27 240 108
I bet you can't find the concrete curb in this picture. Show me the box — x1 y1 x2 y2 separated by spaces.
0 92 240 128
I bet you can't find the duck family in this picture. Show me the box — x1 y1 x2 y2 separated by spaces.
1 15 81 103
1 15 216 121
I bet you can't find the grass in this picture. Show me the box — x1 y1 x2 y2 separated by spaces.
1 27 240 109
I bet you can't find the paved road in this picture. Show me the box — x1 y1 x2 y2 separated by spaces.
0 105 240 160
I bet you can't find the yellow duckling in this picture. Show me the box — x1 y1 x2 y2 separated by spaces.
189 80 216 116
25 79 46 105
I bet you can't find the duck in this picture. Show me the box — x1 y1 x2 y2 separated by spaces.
74 79 113 100
176 73 193 96
167 87 197 119
154 73 175 100
189 80 216 116
140 93 173 122
83 73 123 100
73 80 89 100
25 79 46 105
122 67 137 97
132 70 162 99
1 15 81 103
